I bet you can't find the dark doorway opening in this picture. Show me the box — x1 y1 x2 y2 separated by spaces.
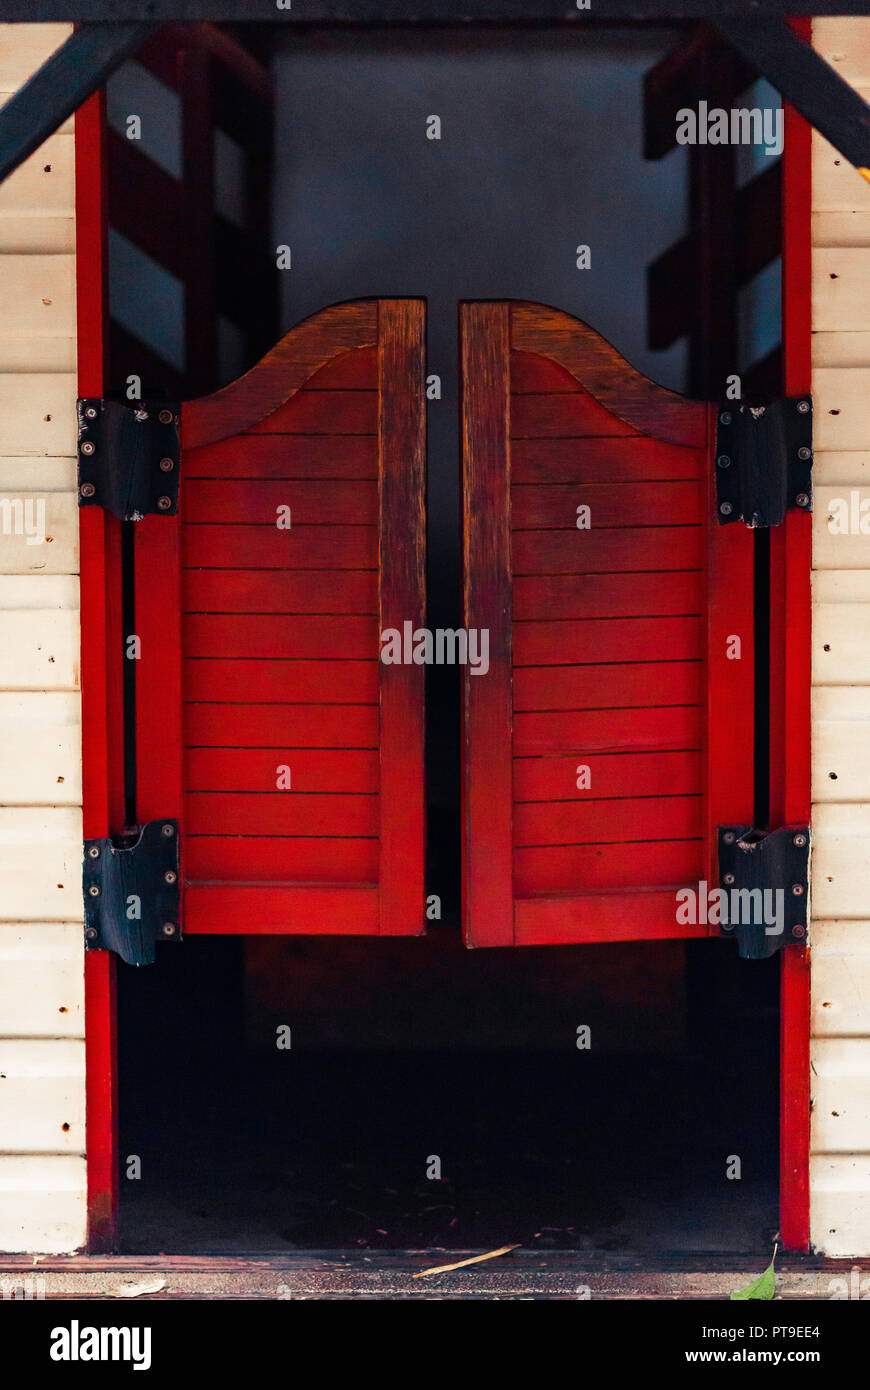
118 931 778 1254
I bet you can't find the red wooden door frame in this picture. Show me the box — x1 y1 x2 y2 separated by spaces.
77 68 813 1255
76 92 121 1252
778 17 813 1254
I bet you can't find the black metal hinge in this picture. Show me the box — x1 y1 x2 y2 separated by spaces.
83 820 181 967
77 399 180 520
717 825 810 959
715 398 812 528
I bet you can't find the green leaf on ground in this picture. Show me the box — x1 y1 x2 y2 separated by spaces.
730 1247 777 1301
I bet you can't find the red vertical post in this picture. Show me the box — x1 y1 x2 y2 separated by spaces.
76 90 119 1252
778 17 813 1253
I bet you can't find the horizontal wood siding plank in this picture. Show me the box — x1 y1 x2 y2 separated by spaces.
0 135 74 218
513 571 702 620
812 1039 870 1153
813 367 870 450
0 372 77 456
813 600 870 682
813 247 870 331
0 923 84 1036
0 608 78 688
811 921 870 1035
0 1154 86 1254
0 691 80 803
0 1038 84 1153
812 805 870 918
0 24 72 85
0 806 82 921
812 686 870 801
0 491 77 573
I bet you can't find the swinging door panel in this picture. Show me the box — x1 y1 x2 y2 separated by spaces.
136 299 426 936
462 301 754 948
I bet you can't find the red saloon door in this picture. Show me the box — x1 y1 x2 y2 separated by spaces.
461 301 755 948
135 299 426 936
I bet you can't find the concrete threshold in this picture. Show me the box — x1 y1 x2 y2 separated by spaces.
0 1251 859 1300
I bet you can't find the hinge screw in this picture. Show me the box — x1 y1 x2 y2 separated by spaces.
87 844 100 859
796 493 810 507
85 927 98 940
80 440 95 456
797 400 811 414
162 922 177 937
159 457 174 472
717 455 731 468
158 409 174 425
79 482 96 499
722 831 736 844
719 412 731 425
161 823 175 837
792 883 805 896
719 502 733 516
88 884 101 897
792 924 806 938
164 869 177 885
84 406 98 420
793 833 807 848
157 495 172 511
798 446 812 461
723 873 735 885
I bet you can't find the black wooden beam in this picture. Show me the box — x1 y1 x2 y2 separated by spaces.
0 21 154 186
717 16 870 174
1 2 870 20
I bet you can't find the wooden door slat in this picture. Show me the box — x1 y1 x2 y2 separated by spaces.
513 572 703 620
183 478 377 525
184 523 377 569
183 569 377 615
511 480 702 529
513 616 704 667
182 658 378 704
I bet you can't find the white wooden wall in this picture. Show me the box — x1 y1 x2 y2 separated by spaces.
811 17 870 1258
0 23 85 1253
